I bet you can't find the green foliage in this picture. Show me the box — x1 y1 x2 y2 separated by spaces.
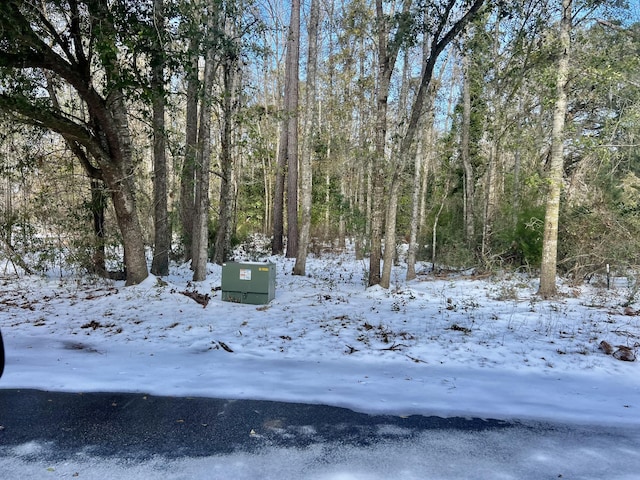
558 202 640 280
431 238 477 268
496 205 545 268
558 162 640 280
235 169 268 236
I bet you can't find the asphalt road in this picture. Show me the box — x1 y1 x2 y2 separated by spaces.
0 389 511 459
1 389 640 479
0 329 4 379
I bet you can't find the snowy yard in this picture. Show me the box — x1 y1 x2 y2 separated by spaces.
1 250 638 427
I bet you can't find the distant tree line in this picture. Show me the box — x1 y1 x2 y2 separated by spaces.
0 0 638 294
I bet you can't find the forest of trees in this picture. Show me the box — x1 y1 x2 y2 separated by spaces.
0 0 638 295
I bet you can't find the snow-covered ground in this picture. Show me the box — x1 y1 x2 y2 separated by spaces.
1 247 639 478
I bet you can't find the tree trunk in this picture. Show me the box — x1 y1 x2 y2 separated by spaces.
406 149 422 281
285 0 301 258
293 0 319 276
90 179 107 276
432 183 450 266
103 90 149 286
180 42 199 264
151 0 169 276
338 178 347 249
380 169 400 288
106 169 149 285
273 0 300 256
481 142 498 259
380 49 413 288
407 70 439 280
273 113 286 254
214 18 241 265
262 154 272 235
539 0 572 297
461 52 475 247
191 10 217 282
370 0 397 287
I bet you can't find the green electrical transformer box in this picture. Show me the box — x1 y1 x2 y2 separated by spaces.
221 262 276 305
